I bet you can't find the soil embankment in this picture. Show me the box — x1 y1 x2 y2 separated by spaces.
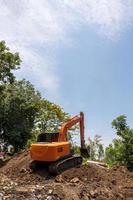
0 151 133 199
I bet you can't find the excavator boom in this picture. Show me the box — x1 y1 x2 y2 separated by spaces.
59 112 89 158
59 112 85 145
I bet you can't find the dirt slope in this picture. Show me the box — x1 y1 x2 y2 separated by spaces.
0 151 133 199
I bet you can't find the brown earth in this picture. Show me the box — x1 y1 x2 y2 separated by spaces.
0 151 133 200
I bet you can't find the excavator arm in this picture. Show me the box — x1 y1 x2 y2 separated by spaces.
59 112 89 157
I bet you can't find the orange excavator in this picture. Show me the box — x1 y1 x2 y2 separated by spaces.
30 112 89 174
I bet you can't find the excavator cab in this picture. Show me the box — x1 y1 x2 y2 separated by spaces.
37 132 59 143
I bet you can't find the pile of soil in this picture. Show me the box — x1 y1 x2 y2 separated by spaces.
0 151 133 199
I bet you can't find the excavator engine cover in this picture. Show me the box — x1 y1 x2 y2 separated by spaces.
30 141 71 162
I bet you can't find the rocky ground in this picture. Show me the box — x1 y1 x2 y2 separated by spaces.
0 151 133 200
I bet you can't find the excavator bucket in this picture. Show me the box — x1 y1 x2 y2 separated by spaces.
80 147 90 158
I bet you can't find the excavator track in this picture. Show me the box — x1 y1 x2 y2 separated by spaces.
48 155 83 174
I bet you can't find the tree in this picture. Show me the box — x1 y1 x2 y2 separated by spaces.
0 79 71 151
0 41 21 85
0 40 21 135
112 115 128 137
105 139 124 167
36 99 70 133
0 79 41 150
88 135 104 161
98 143 104 161
0 40 21 126
105 115 133 169
0 40 71 152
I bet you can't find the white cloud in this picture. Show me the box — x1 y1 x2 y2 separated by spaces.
0 0 133 98
62 0 133 38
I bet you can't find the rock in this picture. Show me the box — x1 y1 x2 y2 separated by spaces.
29 193 37 200
20 168 27 173
0 193 3 200
48 189 53 195
29 188 35 193
3 195 10 200
46 195 60 200
90 190 97 198
70 177 80 183
10 181 14 186
46 196 53 200
14 182 18 186
37 194 42 199
111 179 116 185
55 175 63 183
16 186 29 193
83 177 87 182
81 196 89 200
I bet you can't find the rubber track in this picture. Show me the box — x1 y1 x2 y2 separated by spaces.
48 155 83 174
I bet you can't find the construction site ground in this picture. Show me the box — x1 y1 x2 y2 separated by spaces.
0 150 133 200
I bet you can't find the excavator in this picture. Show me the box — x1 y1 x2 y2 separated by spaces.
30 112 89 174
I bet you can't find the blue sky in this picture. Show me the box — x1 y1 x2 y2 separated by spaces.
57 28 133 145
0 0 133 146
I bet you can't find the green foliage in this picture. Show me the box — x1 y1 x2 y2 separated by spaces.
0 40 78 154
87 135 104 161
36 99 70 132
0 79 70 151
72 144 80 154
0 41 21 84
105 140 124 167
82 158 89 166
112 115 128 137
105 115 133 170
26 129 39 148
0 80 41 151
0 40 70 152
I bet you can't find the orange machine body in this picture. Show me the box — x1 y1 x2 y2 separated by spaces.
30 112 85 162
30 142 71 162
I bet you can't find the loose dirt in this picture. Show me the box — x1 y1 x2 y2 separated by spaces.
0 151 133 199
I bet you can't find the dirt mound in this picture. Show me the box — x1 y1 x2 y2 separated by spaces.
0 151 133 199
0 150 52 185
55 165 133 199
0 150 30 174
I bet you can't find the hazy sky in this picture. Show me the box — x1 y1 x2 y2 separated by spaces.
0 0 133 146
